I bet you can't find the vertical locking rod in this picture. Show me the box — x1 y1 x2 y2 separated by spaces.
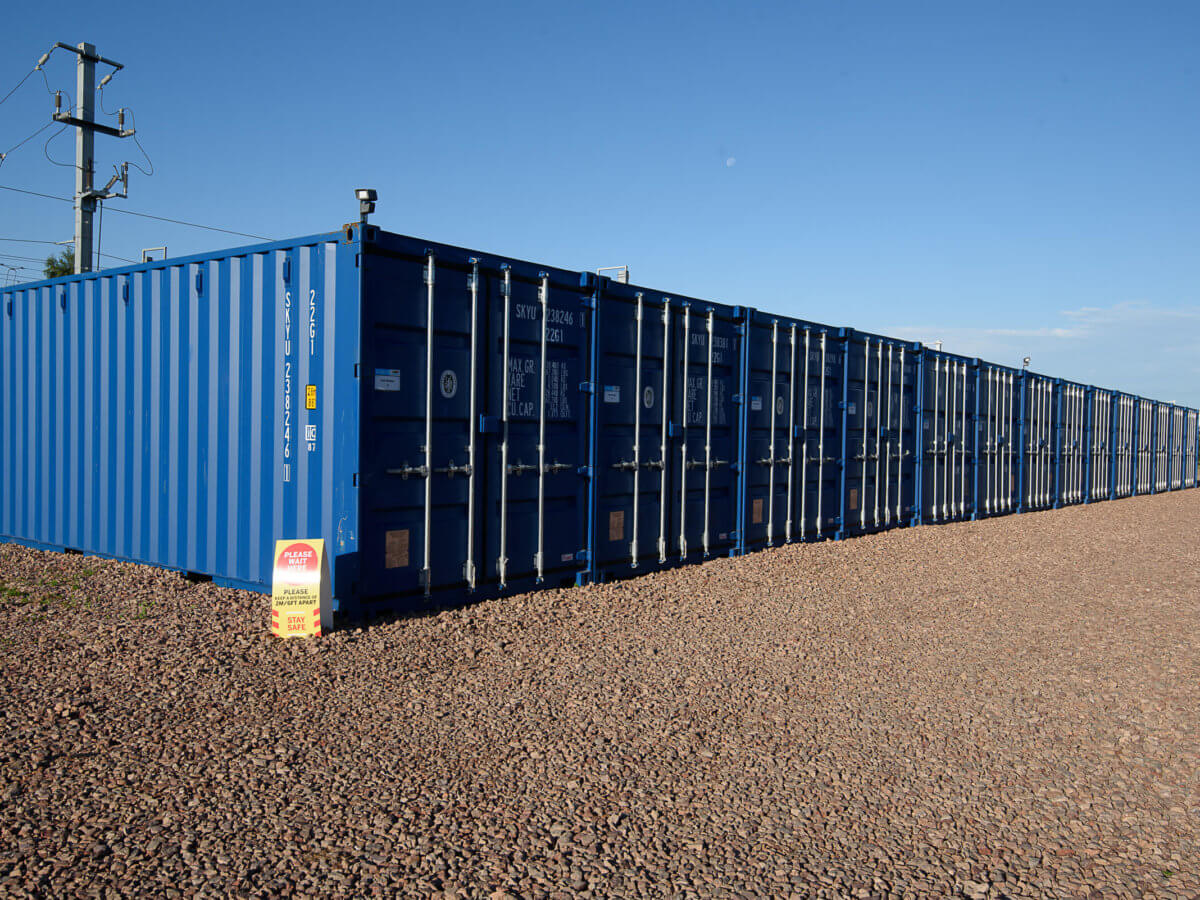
498 266 511 587
630 293 644 567
816 332 826 536
534 274 549 581
464 260 479 590
874 341 883 527
883 342 893 525
862 337 870 529
658 299 671 564
767 321 779 543
678 308 690 557
799 329 811 540
958 362 966 515
702 310 714 556
785 325 797 542
931 357 940 520
421 253 436 596
896 346 905 523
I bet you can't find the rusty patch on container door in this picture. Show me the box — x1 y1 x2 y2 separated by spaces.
609 510 624 542
385 529 409 568
849 488 858 511
752 498 764 524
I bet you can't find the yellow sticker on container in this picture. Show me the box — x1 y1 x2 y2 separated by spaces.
271 538 331 638
305 384 317 410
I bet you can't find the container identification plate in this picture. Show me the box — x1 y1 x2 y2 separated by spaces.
374 368 401 391
603 385 621 404
270 539 331 638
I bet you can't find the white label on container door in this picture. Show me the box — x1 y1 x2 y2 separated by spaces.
374 369 401 391
604 385 621 404
439 369 458 399
751 396 763 411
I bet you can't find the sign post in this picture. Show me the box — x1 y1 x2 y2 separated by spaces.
270 539 332 637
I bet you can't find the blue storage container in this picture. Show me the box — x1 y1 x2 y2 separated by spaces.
1186 409 1199 489
1019 371 1056 512
666 294 745 561
1112 392 1138 499
0 231 361 603
1168 405 1185 490
838 329 919 536
1084 387 1113 504
739 311 847 549
1132 396 1152 494
1054 379 1089 508
917 349 978 523
3 221 1198 619
1149 400 1168 494
584 279 745 577
357 230 593 612
976 361 1021 516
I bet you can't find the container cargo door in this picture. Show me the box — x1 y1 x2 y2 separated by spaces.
842 332 920 535
358 234 589 612
919 351 977 523
1020 373 1055 511
1086 389 1112 503
792 328 844 539
1187 410 1199 489
1171 407 1184 489
591 284 672 576
1056 382 1087 507
978 364 1019 516
742 313 798 550
671 302 743 559
1114 394 1135 498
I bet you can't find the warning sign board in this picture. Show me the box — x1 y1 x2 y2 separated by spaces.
270 538 331 638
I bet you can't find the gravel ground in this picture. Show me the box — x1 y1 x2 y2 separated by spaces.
1 492 1199 899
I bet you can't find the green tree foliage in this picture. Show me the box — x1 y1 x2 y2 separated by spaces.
43 248 74 278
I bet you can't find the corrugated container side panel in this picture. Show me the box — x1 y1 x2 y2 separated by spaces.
0 233 359 606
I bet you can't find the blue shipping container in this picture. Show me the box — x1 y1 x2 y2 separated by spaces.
3 223 1198 619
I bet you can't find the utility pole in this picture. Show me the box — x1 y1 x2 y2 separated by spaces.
48 42 133 273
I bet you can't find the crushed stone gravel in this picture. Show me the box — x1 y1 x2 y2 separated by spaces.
1 491 1198 898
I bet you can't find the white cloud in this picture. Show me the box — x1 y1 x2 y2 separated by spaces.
884 301 1200 405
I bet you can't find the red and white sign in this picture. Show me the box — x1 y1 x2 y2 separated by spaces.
270 538 331 637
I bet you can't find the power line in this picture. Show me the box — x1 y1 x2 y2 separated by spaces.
0 184 274 241
0 239 138 263
124 109 154 176
0 67 39 107
0 121 58 166
43 124 73 168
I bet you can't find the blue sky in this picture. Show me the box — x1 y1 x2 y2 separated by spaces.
1 0 1197 403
